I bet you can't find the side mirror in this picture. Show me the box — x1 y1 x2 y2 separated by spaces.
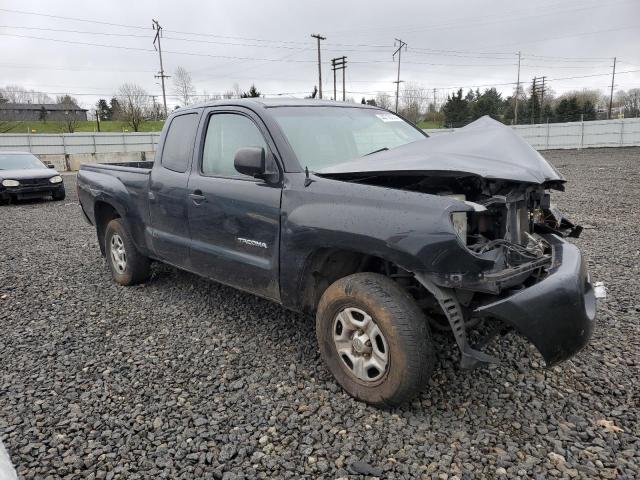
234 147 280 183
234 147 267 179
46 163 56 169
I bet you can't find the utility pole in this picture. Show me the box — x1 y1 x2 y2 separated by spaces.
608 56 617 119
151 96 159 121
531 77 537 125
95 110 100 132
393 38 407 113
539 76 546 124
331 57 347 101
152 19 170 118
311 34 326 99
514 51 521 125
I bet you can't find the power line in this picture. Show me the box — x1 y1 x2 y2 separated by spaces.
0 32 316 63
0 7 147 30
0 63 155 73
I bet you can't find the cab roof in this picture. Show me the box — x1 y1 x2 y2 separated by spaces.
186 97 382 110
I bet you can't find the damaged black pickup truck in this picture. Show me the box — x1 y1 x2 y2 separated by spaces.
77 99 597 407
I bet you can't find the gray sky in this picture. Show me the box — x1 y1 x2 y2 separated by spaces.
1 0 639 109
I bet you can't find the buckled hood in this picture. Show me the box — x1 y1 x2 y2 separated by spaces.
317 116 564 185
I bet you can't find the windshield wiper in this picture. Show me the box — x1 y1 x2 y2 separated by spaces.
363 147 388 157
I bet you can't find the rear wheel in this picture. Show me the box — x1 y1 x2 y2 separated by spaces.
316 272 435 407
104 218 150 285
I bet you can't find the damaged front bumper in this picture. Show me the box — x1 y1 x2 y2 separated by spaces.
416 234 596 369
475 234 596 366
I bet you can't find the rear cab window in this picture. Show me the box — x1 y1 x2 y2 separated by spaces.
161 113 199 173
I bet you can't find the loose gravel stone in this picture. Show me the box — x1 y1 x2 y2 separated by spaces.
1 149 639 479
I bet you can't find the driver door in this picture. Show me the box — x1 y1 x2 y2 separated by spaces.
186 108 282 300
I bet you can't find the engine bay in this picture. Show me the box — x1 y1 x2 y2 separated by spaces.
337 172 583 294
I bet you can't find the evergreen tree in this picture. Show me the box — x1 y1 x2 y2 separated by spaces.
464 89 476 103
527 90 540 124
471 88 503 121
541 103 554 123
39 106 48 123
241 84 261 98
582 100 596 121
110 97 122 120
97 99 112 121
555 97 581 122
442 88 470 127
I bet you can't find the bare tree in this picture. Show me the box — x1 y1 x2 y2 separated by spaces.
56 96 81 133
173 66 196 107
201 90 221 102
222 90 235 99
115 83 151 132
232 83 242 98
0 85 53 104
56 94 80 106
616 88 640 117
375 92 392 110
401 82 427 124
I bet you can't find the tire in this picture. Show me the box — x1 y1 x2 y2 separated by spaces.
316 272 435 407
52 189 66 201
104 218 150 286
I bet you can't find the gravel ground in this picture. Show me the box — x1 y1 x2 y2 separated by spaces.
1 148 638 479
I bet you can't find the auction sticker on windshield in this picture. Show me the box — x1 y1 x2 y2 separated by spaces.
376 112 403 122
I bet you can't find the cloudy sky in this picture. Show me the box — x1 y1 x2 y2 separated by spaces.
1 0 639 109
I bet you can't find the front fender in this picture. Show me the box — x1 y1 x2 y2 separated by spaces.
279 173 492 310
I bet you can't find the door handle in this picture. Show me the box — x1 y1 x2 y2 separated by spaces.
189 190 207 205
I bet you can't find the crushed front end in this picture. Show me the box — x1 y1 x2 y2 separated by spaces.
409 176 596 368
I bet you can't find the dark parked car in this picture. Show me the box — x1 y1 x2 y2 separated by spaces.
0 152 66 203
77 99 597 407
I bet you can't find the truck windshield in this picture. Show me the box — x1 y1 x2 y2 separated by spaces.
269 106 426 170
0 153 46 170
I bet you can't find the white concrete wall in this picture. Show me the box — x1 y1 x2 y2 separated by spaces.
0 132 160 171
424 118 640 150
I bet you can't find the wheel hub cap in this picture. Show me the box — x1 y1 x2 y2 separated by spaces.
351 332 371 354
333 307 388 382
110 234 127 274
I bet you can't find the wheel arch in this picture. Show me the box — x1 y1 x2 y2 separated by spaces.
298 247 410 315
94 200 122 256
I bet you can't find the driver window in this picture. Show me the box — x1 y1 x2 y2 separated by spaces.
202 113 268 177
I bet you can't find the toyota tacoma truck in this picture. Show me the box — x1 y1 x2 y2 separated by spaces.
77 99 597 407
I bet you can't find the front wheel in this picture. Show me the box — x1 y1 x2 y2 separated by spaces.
104 218 150 286
316 272 435 407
